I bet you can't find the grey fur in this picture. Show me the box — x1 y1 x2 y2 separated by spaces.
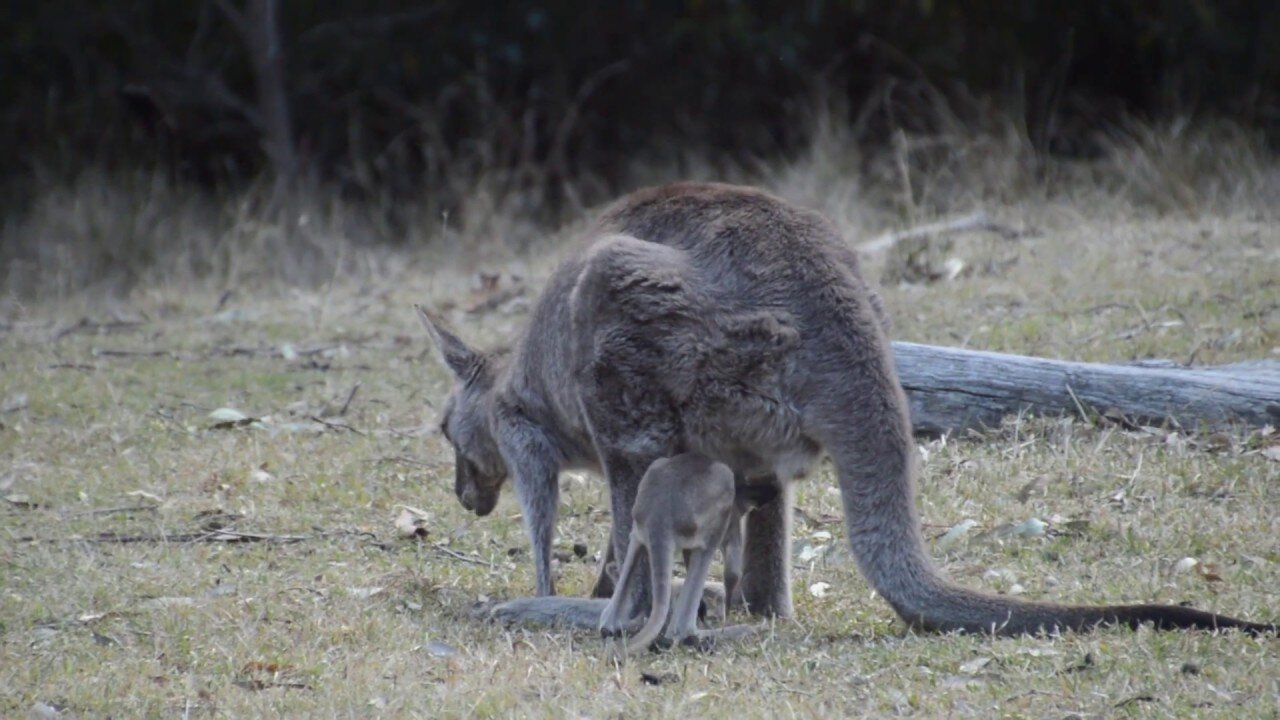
424 182 1276 636
599 453 736 654
724 478 780 611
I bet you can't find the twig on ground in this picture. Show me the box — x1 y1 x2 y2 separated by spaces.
309 415 363 435
432 543 493 568
16 530 309 544
152 408 188 431
858 210 1023 255
91 347 173 358
1114 694 1157 709
63 504 159 517
337 382 361 416
45 363 97 371
53 318 146 341
372 455 439 469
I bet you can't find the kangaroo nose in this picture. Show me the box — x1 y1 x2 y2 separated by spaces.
459 487 478 511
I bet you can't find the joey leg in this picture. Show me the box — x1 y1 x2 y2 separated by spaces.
599 534 643 636
741 478 793 617
666 546 717 644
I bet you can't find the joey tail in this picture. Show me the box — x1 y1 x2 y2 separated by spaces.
810 309 1276 637
627 528 674 654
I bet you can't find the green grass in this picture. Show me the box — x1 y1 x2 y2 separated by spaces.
2 197 1278 718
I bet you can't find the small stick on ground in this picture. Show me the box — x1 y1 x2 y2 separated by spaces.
310 415 364 435
91 348 174 358
63 504 160 517
337 382 361 416
432 544 493 568
16 530 310 544
858 210 1023 255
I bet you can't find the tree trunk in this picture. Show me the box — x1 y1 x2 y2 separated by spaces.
213 0 298 194
245 0 297 193
891 341 1280 435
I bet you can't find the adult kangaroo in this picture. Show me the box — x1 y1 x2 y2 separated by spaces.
422 182 1275 636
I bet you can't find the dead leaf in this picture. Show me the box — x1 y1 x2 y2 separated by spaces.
464 272 527 314
194 510 242 531
208 407 254 429
958 656 992 674
28 701 67 719
1 393 28 413
125 490 164 504
140 596 198 609
941 257 966 281
5 493 39 509
640 671 680 686
1194 562 1223 583
1174 557 1199 574
424 640 458 658
1109 488 1128 509
797 543 828 562
394 505 431 539
236 661 312 691
1261 446 1280 462
936 519 977 548
1014 518 1046 537
1060 652 1095 674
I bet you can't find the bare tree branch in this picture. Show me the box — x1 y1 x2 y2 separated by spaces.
295 8 447 48
212 0 250 42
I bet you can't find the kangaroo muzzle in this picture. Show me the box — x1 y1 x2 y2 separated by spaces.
455 459 500 516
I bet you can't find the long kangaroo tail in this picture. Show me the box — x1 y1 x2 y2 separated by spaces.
627 529 674 654
807 302 1275 637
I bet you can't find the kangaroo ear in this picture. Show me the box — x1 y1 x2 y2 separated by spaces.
415 305 479 379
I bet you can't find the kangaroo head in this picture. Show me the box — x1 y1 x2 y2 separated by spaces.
416 306 508 516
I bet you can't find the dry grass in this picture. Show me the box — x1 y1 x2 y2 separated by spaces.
2 129 1279 717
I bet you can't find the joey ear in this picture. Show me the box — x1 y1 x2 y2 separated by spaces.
415 304 479 379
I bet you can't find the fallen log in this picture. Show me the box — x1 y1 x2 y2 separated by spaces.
891 341 1280 435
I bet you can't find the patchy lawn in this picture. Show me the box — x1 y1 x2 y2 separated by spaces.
1 199 1277 718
